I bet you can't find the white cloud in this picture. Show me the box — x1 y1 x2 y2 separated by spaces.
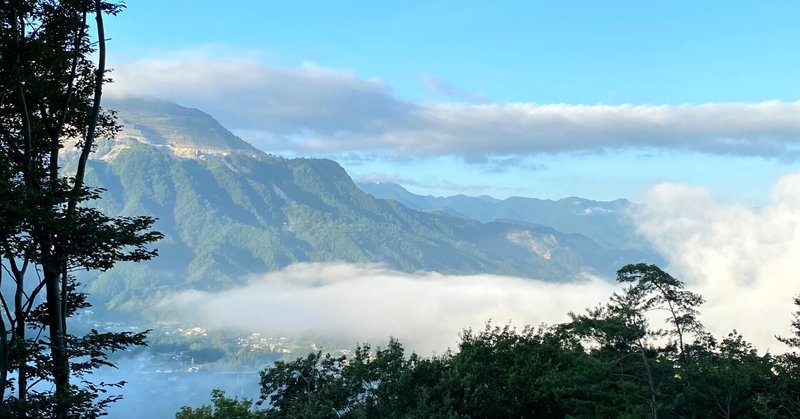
634 173 800 352
108 49 800 162
108 49 410 135
159 263 616 354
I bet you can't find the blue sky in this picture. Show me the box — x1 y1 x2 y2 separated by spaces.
104 1 800 203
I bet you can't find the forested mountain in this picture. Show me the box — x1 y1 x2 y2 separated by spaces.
74 99 656 313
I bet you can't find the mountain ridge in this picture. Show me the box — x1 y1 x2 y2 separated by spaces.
357 181 650 251
74 99 658 314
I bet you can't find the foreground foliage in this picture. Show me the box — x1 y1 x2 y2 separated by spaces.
180 264 800 418
1 1 161 417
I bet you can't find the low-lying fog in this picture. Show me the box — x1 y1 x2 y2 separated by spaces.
162 263 616 353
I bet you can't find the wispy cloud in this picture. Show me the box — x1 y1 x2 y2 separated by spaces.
420 73 489 103
159 263 616 353
353 172 497 195
633 172 800 352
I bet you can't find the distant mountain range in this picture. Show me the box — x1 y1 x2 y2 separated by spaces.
356 182 651 251
72 99 659 314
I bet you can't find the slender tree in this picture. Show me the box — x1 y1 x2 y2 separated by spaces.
0 1 162 417
617 263 705 363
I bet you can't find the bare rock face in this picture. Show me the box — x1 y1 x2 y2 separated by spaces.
109 97 264 159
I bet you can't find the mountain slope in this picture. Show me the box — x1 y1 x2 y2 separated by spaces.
77 99 655 313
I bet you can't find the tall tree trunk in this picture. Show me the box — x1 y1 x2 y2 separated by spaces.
5 257 29 412
44 261 68 418
0 320 6 404
14 267 26 405
62 1 106 328
638 343 658 419
0 266 8 402
48 3 108 416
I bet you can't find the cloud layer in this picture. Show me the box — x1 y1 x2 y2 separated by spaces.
160 263 616 353
634 172 800 351
109 51 800 161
